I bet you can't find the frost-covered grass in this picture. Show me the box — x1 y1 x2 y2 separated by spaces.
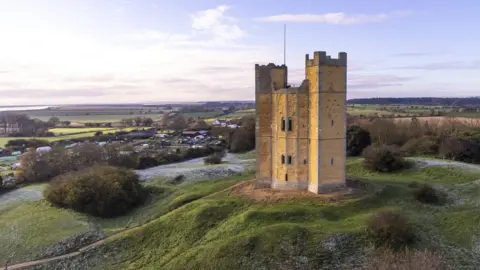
0 200 89 265
25 159 480 269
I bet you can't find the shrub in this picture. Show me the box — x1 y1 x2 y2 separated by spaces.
137 156 159 169
229 118 255 153
363 144 407 172
44 166 145 217
6 138 50 148
439 137 480 163
168 175 185 185
204 151 225 165
346 125 372 156
401 136 439 156
94 130 103 136
413 184 446 205
366 211 415 249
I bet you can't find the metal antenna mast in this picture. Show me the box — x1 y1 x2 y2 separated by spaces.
283 24 286 66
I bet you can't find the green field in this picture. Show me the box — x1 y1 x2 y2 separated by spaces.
183 111 224 118
30 114 164 123
0 127 153 147
49 127 117 135
3 158 480 268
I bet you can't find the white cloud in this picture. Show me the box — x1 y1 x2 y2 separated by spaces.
191 5 246 42
256 10 412 24
0 5 276 105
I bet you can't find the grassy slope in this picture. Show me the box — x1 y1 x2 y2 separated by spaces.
0 201 89 264
0 175 251 265
29 159 480 269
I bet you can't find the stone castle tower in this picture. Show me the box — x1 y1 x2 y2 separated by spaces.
255 51 347 194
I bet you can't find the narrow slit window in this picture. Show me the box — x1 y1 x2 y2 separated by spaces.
285 174 288 181
287 156 292 164
281 117 286 131
303 159 307 164
331 119 334 127
288 117 293 131
331 158 334 165
281 155 285 164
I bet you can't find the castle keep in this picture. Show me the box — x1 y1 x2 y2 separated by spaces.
255 51 347 194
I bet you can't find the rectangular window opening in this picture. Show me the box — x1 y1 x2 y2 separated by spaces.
281 155 285 164
304 159 307 164
281 118 286 131
285 173 288 181
288 118 293 131
331 119 334 127
287 156 292 164
331 157 334 165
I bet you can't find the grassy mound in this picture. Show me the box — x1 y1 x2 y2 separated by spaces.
6 159 480 269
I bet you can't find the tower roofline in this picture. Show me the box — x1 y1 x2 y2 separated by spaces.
305 51 347 67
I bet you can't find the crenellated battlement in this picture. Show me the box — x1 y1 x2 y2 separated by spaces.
255 63 288 92
305 51 347 67
255 63 287 69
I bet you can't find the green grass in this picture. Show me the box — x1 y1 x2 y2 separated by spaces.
233 151 256 160
346 157 480 185
6 160 480 269
92 174 252 235
48 127 117 135
28 159 480 269
0 200 89 264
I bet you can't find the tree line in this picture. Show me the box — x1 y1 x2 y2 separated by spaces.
347 97 480 106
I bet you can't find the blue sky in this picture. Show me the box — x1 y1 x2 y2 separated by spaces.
0 0 478 105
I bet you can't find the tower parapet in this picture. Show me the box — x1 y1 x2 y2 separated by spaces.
306 51 347 67
255 63 288 92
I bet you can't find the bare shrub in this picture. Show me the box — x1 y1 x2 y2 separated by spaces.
366 211 415 249
365 248 448 270
413 184 447 205
363 144 407 172
204 151 226 165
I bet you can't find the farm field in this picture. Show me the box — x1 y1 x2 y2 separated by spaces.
29 114 164 123
48 127 117 135
0 127 153 147
182 111 224 118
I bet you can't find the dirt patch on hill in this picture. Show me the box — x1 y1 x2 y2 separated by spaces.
229 178 369 203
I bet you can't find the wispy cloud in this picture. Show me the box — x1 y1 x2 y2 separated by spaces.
256 10 412 24
391 60 480 70
390 52 433 57
348 74 416 89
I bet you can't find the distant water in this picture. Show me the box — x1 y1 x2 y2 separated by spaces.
0 106 50 112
